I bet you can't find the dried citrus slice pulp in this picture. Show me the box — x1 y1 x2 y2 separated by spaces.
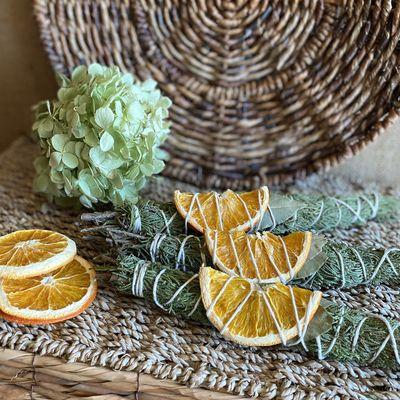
0 256 97 324
200 267 321 346
174 187 269 233
0 230 76 278
205 230 312 283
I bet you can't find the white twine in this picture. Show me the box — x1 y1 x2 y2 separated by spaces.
265 193 381 232
132 205 142 233
339 245 400 285
316 308 400 365
184 194 198 234
228 232 245 278
149 233 167 262
131 261 148 297
214 192 224 230
176 235 202 271
151 269 201 316
164 273 199 312
332 247 346 288
160 210 178 235
184 190 266 233
153 269 168 310
205 273 319 348
315 306 346 359
309 200 325 227
369 248 400 281
212 230 295 284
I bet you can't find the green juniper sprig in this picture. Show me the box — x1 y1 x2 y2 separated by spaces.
82 192 399 237
262 193 399 234
83 204 400 290
109 256 400 371
293 241 400 290
113 255 208 324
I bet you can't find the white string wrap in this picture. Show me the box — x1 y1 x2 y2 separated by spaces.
211 230 298 284
264 193 381 232
183 189 267 232
149 233 167 262
316 308 400 365
175 235 204 271
131 261 148 297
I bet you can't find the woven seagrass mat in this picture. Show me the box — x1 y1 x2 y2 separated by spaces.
1 136 400 399
33 0 400 189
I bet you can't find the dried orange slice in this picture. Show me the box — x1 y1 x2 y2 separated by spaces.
205 230 312 283
0 256 97 324
174 187 269 233
0 230 76 278
200 267 321 346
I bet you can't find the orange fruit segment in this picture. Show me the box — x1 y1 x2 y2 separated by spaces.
200 267 322 346
0 256 97 324
174 187 269 233
0 229 76 278
205 230 312 283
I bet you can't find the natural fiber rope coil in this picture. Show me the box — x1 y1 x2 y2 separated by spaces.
33 0 400 188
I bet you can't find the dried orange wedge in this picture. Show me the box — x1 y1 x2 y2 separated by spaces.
200 267 321 346
0 256 97 324
205 230 312 283
174 187 269 233
0 229 76 278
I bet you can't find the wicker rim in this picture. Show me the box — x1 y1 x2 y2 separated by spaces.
33 0 400 189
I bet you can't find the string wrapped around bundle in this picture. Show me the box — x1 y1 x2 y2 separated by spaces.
84 209 400 290
110 256 400 371
82 192 399 239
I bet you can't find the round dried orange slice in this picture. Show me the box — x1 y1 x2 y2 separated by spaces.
200 266 321 346
205 230 312 283
174 187 269 233
0 229 76 278
0 256 97 324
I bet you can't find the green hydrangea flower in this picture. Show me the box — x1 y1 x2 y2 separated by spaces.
32 64 171 208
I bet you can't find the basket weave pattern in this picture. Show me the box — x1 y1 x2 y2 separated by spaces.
34 0 400 188
1 137 400 398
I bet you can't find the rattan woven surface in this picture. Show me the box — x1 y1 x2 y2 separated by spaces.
1 136 400 399
33 0 400 189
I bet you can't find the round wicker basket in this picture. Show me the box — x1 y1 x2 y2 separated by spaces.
34 0 400 189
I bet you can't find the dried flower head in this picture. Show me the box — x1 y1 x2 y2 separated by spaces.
33 64 171 207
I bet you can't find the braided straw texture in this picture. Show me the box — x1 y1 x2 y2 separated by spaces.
1 137 400 398
33 0 400 189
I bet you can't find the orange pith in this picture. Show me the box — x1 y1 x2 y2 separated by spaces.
205 230 312 283
174 187 269 233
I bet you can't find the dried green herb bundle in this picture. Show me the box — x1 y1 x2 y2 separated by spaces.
263 193 399 234
110 257 400 370
293 241 400 290
83 207 400 290
82 192 399 239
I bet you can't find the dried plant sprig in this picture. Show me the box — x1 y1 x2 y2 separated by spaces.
109 257 400 370
83 206 400 290
82 192 399 237
33 64 171 207
262 193 399 234
293 242 400 290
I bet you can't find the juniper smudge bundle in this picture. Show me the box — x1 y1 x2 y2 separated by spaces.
85 206 400 290
82 193 399 239
293 242 400 290
110 256 400 370
264 193 399 234
113 255 208 324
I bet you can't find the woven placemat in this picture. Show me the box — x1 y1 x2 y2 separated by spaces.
1 136 400 399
